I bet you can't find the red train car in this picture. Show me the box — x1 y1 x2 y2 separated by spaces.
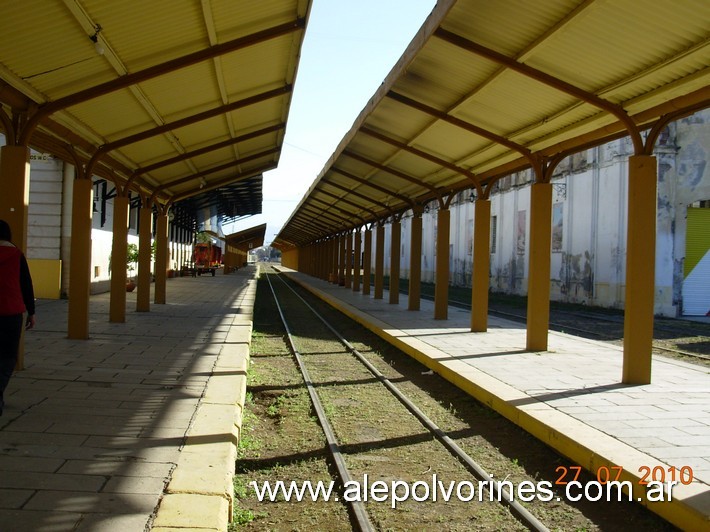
192 242 222 276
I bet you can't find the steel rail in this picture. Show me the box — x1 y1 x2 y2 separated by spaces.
263 271 375 532
270 268 550 532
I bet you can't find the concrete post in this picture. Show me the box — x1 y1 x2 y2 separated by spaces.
471 199 491 332
0 145 31 251
434 208 450 320
0 145 31 366
67 178 93 339
622 155 657 384
345 231 352 288
408 210 423 311
154 212 168 304
353 230 362 292
338 234 346 284
389 218 401 304
374 224 385 299
109 195 129 322
526 182 552 351
363 228 372 295
136 205 152 312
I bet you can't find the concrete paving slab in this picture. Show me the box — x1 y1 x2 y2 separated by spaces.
0 267 257 531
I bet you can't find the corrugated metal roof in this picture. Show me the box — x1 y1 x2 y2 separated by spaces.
0 0 311 223
225 223 267 251
275 0 710 248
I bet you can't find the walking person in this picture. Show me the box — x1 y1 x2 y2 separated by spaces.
0 220 35 416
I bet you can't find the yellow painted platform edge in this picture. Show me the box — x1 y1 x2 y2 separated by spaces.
154 269 257 531
279 269 709 531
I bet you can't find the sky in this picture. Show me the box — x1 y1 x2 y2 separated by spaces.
222 0 438 245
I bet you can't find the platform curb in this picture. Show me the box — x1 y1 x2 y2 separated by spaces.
280 269 709 531
152 275 256 531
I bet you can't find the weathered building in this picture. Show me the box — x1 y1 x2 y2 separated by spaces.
382 109 710 317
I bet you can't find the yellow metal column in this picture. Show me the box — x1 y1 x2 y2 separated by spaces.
345 232 352 288
320 241 327 280
623 155 656 384
389 218 401 304
333 238 339 282
434 207 450 320
0 145 30 250
109 195 129 323
67 178 93 339
136 203 153 312
329 238 337 282
311 242 320 278
0 145 31 367
526 182 552 351
353 230 362 292
362 227 372 295
154 211 168 304
316 241 323 279
408 209 423 311
338 234 346 284
471 199 491 332
316 243 321 277
374 224 385 299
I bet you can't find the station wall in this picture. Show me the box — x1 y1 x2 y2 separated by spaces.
375 109 710 317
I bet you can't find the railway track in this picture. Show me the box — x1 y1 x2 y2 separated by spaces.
263 267 548 531
237 266 675 530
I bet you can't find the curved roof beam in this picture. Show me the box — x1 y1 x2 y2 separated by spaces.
359 125 483 197
330 166 414 208
86 86 291 179
310 196 366 226
299 201 348 223
19 19 306 144
299 205 349 234
315 188 379 221
287 218 327 240
169 171 262 203
433 27 643 154
386 90 536 168
321 180 393 215
342 149 442 200
290 212 332 234
150 151 278 201
131 123 284 181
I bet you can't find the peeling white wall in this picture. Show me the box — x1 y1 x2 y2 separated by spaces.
386 109 710 317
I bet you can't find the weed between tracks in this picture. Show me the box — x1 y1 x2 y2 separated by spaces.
231 270 676 531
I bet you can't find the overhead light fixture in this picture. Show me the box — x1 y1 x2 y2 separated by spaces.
89 24 104 55
199 177 207 189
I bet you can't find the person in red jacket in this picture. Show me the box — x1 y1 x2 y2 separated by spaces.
0 220 35 416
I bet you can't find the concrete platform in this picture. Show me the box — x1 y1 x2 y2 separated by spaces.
279 268 710 531
0 267 256 531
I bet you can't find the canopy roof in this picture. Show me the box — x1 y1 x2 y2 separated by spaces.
174 174 262 227
225 223 266 252
0 0 311 223
275 0 710 248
